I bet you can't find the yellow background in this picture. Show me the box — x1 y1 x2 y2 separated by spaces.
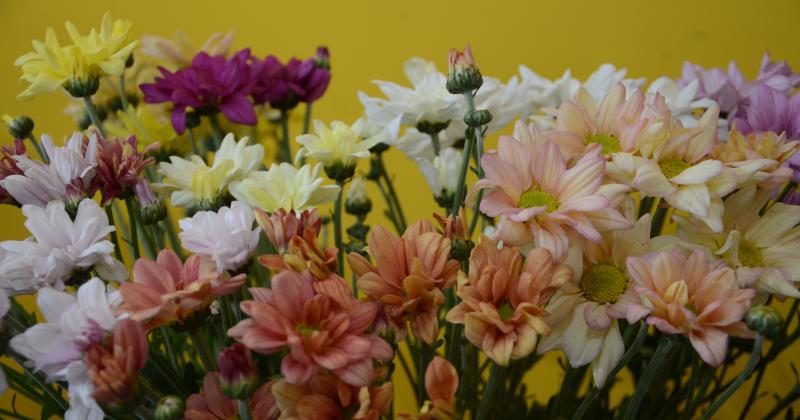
1 0 799 418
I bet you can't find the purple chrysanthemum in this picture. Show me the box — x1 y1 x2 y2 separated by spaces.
251 47 331 111
140 49 264 134
734 85 800 141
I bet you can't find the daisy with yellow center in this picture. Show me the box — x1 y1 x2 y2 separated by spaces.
673 186 800 299
538 213 653 386
296 119 382 181
158 133 263 210
471 120 631 261
230 163 341 213
15 13 138 101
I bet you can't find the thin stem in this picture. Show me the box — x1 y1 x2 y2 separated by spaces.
703 334 764 420
463 91 485 171
638 196 655 217
573 322 648 420
764 383 800 420
82 96 106 137
683 353 701 420
161 218 185 260
450 130 475 215
119 75 129 110
105 205 124 263
188 126 199 157
124 197 141 260
396 342 418 394
150 224 165 250
190 328 218 371
333 180 345 278
208 113 224 150
377 154 407 230
237 400 253 420
26 133 48 163
430 131 441 156
300 103 313 165
373 176 402 233
739 361 767 420
416 342 430 407
650 200 668 238
279 110 291 163
475 363 505 420
622 337 675 420
159 327 179 372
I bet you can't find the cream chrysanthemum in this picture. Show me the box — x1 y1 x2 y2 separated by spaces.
296 119 381 179
712 129 799 190
230 163 340 213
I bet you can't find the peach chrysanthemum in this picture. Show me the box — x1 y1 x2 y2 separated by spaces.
348 220 460 344
712 128 799 189
446 238 571 365
626 248 755 366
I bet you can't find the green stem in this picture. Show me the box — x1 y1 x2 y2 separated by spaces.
475 363 506 420
703 334 764 420
82 95 106 137
683 353 701 420
373 176 402 233
377 154 406 231
119 75 129 110
105 205 124 263
300 103 313 165
279 110 291 163
638 196 655 218
430 131 441 156
26 133 48 163
622 337 675 420
159 327 179 372
161 218 185 260
150 224 165 250
450 130 475 215
573 323 648 420
463 91 485 178
208 113 224 150
188 126 199 157
764 383 800 420
396 343 418 395
333 180 345 278
237 400 252 420
124 197 141 260
416 342 430 407
190 328 218 371
650 200 668 238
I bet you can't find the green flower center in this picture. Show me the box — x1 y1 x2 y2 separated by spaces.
738 239 765 268
658 159 691 179
580 263 628 305
518 188 559 212
296 324 320 335
585 134 622 154
498 302 515 322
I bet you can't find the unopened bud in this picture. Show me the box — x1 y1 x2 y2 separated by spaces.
218 343 258 399
345 176 372 216
434 191 455 210
464 109 492 128
446 45 482 94
135 179 166 224
3 115 34 139
746 305 782 338
451 239 475 262
154 395 184 420
347 222 371 242
314 46 331 70
64 75 100 98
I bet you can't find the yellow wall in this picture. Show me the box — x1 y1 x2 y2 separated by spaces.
1 0 799 417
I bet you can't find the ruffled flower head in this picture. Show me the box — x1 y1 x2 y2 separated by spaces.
92 133 156 204
140 49 264 134
446 239 570 365
349 220 460 344
712 128 799 189
0 139 27 205
400 356 459 420
118 249 247 329
255 207 321 255
85 319 148 406
734 86 800 141
230 163 340 213
296 119 381 181
626 249 756 366
179 201 260 272
251 47 332 110
228 270 393 386
185 372 277 420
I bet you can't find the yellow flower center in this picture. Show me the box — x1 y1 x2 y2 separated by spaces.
296 324 321 335
658 159 691 179
738 239 765 268
518 188 559 212
580 263 628 304
497 302 515 322
585 134 622 154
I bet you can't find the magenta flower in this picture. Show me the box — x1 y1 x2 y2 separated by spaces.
251 47 331 110
734 85 800 141
0 139 27 205
139 49 263 134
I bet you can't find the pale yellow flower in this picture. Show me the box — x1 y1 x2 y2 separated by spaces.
230 163 340 212
15 13 138 101
107 104 188 155
296 119 382 170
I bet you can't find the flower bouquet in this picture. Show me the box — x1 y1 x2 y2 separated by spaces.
1 13 800 420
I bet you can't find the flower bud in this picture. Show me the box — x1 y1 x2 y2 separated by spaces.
451 239 475 262
2 115 34 139
154 395 184 420
746 304 782 338
347 222 371 242
64 75 100 98
416 120 451 137
345 176 372 216
464 109 492 128
135 179 167 225
185 111 202 130
314 46 331 70
345 239 368 257
218 343 258 399
367 157 382 181
446 45 482 94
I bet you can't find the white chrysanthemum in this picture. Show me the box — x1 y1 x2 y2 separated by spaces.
0 132 98 207
10 278 120 420
0 289 7 393
230 163 340 213
647 77 721 129
519 63 646 111
0 199 123 294
416 147 462 204
179 201 260 272
158 133 263 209
674 187 800 299
296 120 382 168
